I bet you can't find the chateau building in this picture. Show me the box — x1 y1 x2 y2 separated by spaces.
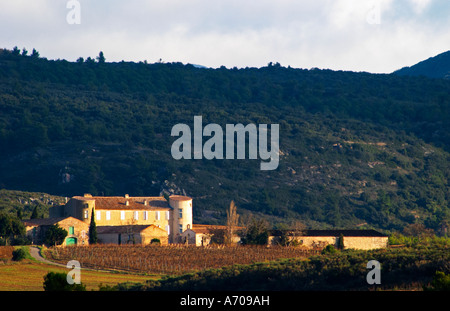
23 193 388 250
43 193 193 246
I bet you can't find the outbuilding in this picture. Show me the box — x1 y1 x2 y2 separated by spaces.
23 216 90 246
268 229 388 250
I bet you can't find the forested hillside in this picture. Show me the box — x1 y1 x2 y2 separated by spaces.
0 48 449 233
394 50 450 79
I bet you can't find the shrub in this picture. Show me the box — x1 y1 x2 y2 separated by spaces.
150 238 161 245
321 244 337 254
424 271 450 291
12 248 27 261
240 219 269 245
43 271 86 291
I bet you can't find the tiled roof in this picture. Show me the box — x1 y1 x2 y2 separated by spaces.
191 224 244 234
169 195 192 201
22 217 80 226
191 224 226 234
305 229 387 237
72 196 170 210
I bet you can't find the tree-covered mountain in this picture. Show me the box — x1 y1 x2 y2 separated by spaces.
394 50 450 79
0 48 449 233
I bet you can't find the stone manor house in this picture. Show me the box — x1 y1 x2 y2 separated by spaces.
24 194 202 246
22 193 388 249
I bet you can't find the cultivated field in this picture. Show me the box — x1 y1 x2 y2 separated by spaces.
0 246 156 291
0 246 14 259
44 244 319 275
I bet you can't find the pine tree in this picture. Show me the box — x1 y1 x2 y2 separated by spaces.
96 51 105 64
31 48 40 59
89 209 97 244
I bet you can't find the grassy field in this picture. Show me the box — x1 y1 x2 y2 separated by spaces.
0 247 159 291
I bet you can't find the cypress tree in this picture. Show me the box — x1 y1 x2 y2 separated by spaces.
89 209 97 244
30 205 38 219
338 233 344 250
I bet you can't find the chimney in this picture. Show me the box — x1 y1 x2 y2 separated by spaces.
125 194 129 199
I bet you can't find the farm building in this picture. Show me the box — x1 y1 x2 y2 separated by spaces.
23 216 90 246
268 229 388 250
180 224 243 246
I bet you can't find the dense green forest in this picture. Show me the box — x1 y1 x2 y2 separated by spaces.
394 50 450 79
0 47 449 233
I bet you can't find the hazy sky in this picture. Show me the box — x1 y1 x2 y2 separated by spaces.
1 0 449 73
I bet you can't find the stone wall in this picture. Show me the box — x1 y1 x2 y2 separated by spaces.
269 235 388 250
343 236 388 250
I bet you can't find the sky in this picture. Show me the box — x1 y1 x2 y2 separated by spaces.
1 0 449 73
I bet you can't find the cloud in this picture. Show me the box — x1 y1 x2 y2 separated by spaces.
0 0 449 73
409 0 432 13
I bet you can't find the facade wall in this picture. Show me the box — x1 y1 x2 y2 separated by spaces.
63 197 95 224
343 237 388 250
179 229 197 245
97 233 122 244
98 232 143 245
57 217 90 246
141 227 169 245
94 209 170 229
269 235 388 250
97 227 169 245
296 236 337 248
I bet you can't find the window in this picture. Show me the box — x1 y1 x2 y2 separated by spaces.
143 211 148 220
120 211 125 220
165 225 170 235
179 209 183 218
69 226 74 235
165 211 170 220
155 211 160 220
133 211 139 220
179 224 183 233
106 211 111 220
96 210 101 220
84 210 89 219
